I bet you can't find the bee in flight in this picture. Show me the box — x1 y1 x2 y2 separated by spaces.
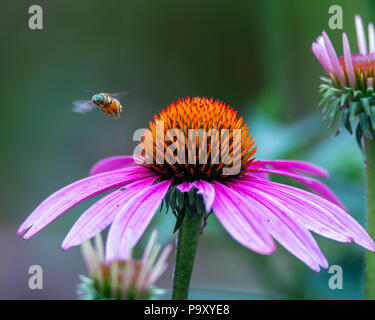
73 91 127 119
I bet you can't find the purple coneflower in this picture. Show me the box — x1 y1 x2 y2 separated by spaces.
19 97 375 299
78 230 171 300
312 15 375 144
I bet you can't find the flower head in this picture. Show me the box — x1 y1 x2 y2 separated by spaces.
313 15 375 146
142 97 256 181
18 96 375 271
78 230 171 300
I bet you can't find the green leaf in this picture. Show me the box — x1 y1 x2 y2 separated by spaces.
340 93 349 107
164 190 170 213
338 108 350 133
323 98 339 121
184 192 196 216
177 189 184 210
169 186 176 212
173 206 185 233
319 84 330 93
321 97 335 113
328 111 338 129
350 101 359 122
319 91 335 108
344 115 353 135
356 122 364 151
354 90 363 99
359 112 373 139
361 97 371 116
159 198 164 212
370 106 375 130
320 76 332 84
188 188 196 207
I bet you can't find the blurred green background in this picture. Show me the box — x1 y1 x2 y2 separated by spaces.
1 0 374 299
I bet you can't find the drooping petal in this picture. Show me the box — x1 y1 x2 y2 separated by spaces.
248 170 269 180
239 180 350 243
176 182 193 193
234 179 350 242
192 180 215 213
343 33 356 89
89 155 136 176
19 166 155 239
105 180 172 262
229 182 328 270
369 23 375 53
62 176 158 250
211 182 275 255
355 15 368 54
241 178 375 252
322 31 346 87
247 165 345 210
253 160 328 177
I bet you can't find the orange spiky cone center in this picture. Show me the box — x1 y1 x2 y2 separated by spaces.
339 53 375 87
139 97 257 182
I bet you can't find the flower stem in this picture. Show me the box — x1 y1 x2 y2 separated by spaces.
365 137 375 299
172 210 203 300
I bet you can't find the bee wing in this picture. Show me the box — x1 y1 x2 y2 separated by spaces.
83 89 94 95
106 91 129 99
72 100 97 114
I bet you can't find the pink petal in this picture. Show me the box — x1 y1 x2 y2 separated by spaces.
369 23 375 53
19 166 155 239
176 182 194 193
343 33 356 89
89 155 136 176
254 160 328 178
322 31 346 87
246 166 346 210
248 170 269 180
368 77 374 89
243 179 375 252
312 37 334 74
212 182 275 254
192 180 215 213
231 182 327 271
105 180 172 262
234 179 350 241
61 176 158 250
243 180 350 243
355 15 368 54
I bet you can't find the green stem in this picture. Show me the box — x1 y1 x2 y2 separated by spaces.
172 211 203 300
365 137 375 299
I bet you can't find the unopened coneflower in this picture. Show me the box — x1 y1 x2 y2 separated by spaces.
78 230 171 300
313 15 375 299
313 15 375 144
19 96 375 300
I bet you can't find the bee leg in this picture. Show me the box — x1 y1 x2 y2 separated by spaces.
107 109 118 119
99 106 106 115
101 107 117 119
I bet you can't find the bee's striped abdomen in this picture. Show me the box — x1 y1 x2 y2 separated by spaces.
102 94 112 106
